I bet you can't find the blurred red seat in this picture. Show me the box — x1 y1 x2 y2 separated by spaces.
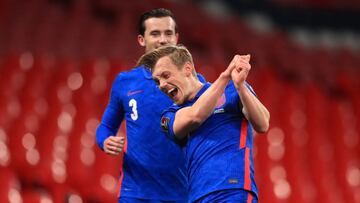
0 167 21 203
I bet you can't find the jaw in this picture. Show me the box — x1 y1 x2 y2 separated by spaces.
174 90 186 105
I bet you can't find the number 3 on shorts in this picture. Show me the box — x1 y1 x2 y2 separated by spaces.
129 99 138 121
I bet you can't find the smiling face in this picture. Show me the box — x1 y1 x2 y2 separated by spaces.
138 17 179 53
152 56 193 105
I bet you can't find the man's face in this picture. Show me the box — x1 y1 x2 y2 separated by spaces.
152 56 191 105
138 17 178 53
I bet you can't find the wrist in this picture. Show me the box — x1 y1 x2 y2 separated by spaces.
235 82 246 91
220 72 231 80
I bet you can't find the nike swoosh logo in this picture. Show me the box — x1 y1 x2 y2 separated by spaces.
127 90 143 96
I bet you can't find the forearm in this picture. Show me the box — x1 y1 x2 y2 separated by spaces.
190 73 230 123
96 104 123 149
96 124 115 150
237 84 270 133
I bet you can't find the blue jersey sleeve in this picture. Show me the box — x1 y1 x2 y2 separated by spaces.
161 110 176 141
161 107 186 145
96 74 125 150
226 81 257 115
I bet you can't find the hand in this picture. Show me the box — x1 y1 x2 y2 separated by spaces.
221 55 240 79
103 136 125 156
231 54 251 89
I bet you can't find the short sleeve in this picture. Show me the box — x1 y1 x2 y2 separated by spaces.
161 110 176 141
225 81 257 116
161 108 187 145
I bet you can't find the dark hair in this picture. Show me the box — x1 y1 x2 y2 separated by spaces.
136 44 195 75
138 8 178 36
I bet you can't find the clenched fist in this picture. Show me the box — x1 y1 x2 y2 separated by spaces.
231 54 251 89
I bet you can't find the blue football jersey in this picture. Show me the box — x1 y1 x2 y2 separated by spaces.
162 82 258 202
97 66 197 201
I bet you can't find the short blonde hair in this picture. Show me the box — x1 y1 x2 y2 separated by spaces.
137 44 194 74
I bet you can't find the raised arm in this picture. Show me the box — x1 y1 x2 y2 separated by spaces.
231 55 270 133
173 55 244 138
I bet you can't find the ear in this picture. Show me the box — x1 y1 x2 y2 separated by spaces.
138 35 145 47
183 62 193 77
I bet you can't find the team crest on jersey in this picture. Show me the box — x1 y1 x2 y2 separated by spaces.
161 116 170 132
216 94 226 108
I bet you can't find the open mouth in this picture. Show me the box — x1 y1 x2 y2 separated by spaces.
167 87 178 99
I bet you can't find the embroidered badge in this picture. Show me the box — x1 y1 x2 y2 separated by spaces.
215 94 226 108
161 117 170 132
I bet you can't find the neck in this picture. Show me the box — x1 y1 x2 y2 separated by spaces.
188 80 204 101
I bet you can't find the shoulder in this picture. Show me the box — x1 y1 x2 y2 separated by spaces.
162 103 186 119
163 103 181 114
109 68 143 95
112 67 147 86
117 67 145 81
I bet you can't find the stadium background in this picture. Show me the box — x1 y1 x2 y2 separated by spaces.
0 0 359 202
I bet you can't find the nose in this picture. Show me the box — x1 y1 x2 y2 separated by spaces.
159 80 167 91
159 34 168 45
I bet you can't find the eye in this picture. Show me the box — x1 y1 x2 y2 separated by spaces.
150 31 160 36
165 30 174 36
163 72 170 79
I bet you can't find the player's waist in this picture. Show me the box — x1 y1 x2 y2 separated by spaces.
188 181 258 203
119 172 187 199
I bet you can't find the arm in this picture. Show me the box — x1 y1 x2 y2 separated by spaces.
96 110 125 156
96 75 125 155
231 55 270 133
173 55 243 139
